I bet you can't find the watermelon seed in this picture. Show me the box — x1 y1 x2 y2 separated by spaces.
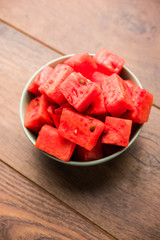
73 90 78 96
79 79 86 85
68 96 73 103
36 100 40 106
49 80 53 84
90 125 96 132
74 129 78 135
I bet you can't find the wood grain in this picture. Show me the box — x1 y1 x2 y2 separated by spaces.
0 0 160 106
0 22 160 240
0 161 114 240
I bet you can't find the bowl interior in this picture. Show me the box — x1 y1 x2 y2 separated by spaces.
20 54 143 166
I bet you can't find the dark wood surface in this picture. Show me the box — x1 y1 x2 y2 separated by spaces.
0 1 160 240
0 161 113 240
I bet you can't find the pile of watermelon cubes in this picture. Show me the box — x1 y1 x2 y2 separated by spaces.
24 48 153 162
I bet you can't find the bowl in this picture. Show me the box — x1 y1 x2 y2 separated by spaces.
20 54 143 166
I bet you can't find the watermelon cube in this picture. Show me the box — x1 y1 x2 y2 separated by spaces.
64 52 97 79
28 66 55 96
24 95 53 133
74 139 103 161
60 72 101 112
35 125 76 162
94 48 125 75
39 64 73 105
91 71 110 87
101 116 132 147
85 92 107 117
124 80 135 90
47 103 59 125
122 80 153 124
49 102 72 128
103 144 122 156
102 73 133 117
58 108 105 151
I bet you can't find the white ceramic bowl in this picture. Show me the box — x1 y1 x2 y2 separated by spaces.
20 54 143 166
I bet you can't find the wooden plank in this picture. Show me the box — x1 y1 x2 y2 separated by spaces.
0 0 160 106
0 22 160 240
0 161 113 240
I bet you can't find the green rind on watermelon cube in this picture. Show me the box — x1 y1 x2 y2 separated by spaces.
28 66 55 96
58 108 105 151
60 72 101 112
24 95 53 133
35 125 76 162
101 116 132 147
39 64 73 105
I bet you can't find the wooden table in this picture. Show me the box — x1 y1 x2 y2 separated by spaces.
0 1 160 239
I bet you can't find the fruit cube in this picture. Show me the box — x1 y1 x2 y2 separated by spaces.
64 52 97 79
85 92 107 116
122 80 153 124
74 139 103 161
102 73 133 117
58 108 105 151
91 71 110 87
94 48 125 75
35 125 76 162
103 144 122 156
60 72 101 112
47 103 59 125
28 66 55 96
49 102 72 128
24 95 53 133
101 116 132 147
39 64 73 105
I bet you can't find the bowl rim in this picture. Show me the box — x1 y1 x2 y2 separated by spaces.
20 54 143 166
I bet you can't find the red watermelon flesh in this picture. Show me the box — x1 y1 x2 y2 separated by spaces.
24 95 53 133
85 92 107 116
58 108 105 151
94 48 125 75
50 102 72 128
39 64 73 105
74 139 103 161
102 73 133 117
60 72 101 112
91 72 133 116
101 116 132 147
35 125 76 162
64 52 97 79
28 66 55 96
103 144 122 156
91 71 110 88
47 103 59 125
124 80 135 90
122 80 153 124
